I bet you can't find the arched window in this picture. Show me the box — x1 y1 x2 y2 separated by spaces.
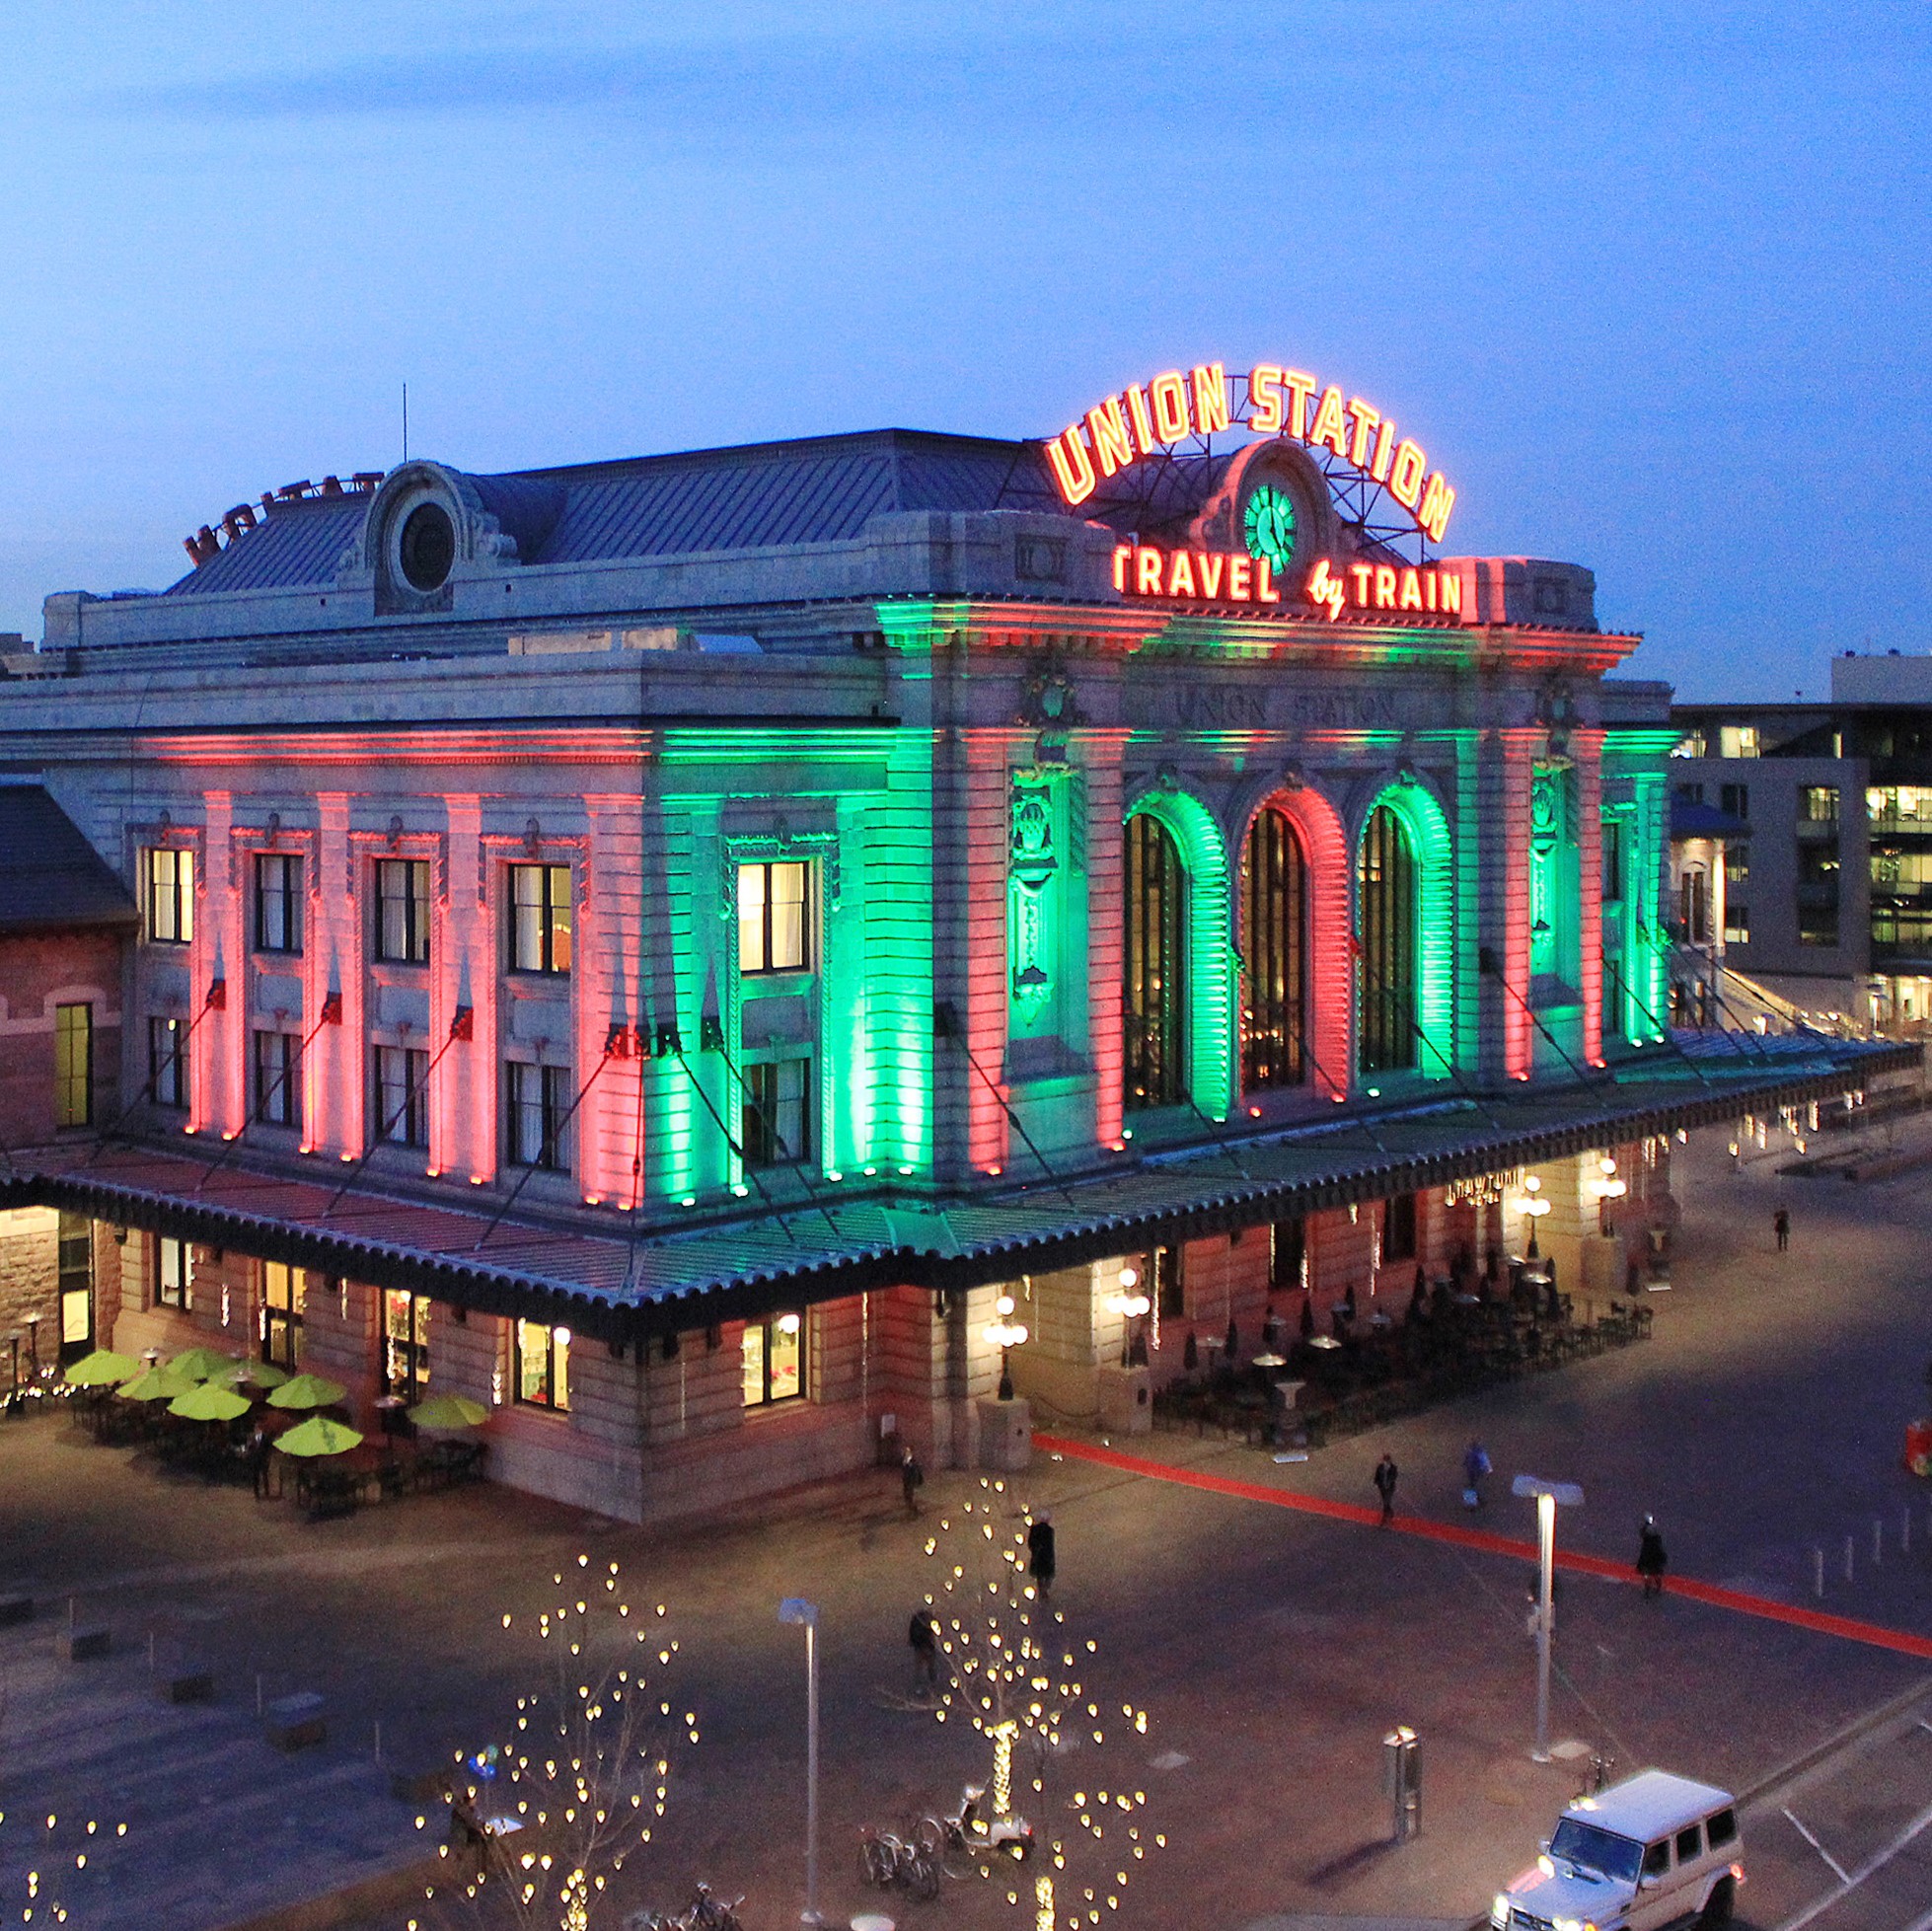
1241 807 1307 1091
1359 803 1419 1073
1124 812 1186 1109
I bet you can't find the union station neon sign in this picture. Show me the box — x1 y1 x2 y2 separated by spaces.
1047 361 1455 544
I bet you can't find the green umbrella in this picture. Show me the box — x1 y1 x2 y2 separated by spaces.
266 1374 347 1411
235 1358 291 1390
272 1414 363 1457
119 1365 196 1402
63 1349 138 1387
168 1381 251 1422
408 1392 489 1430
169 1347 240 1383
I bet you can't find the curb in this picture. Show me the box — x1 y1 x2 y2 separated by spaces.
1737 1669 1932 1810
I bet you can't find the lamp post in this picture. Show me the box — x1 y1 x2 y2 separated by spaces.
1109 1266 1151 1367
1512 1173 1551 1259
984 1294 1029 1401
1511 1474 1584 1761
777 1597 824 1927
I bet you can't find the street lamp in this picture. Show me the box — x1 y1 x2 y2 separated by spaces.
1511 1474 1584 1761
984 1294 1029 1401
777 1597 824 1927
1510 1173 1552 1259
1109 1265 1151 1367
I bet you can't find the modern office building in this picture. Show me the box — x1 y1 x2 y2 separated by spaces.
0 359 1902 1518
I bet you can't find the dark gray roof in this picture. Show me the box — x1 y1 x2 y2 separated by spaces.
0 786 138 935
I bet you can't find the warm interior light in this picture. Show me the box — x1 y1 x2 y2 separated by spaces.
996 1295 1015 1317
778 1312 800 1335
1117 1266 1138 1289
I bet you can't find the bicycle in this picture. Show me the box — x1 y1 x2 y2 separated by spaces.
925 1782 1034 1863
1572 1750 1616 1805
625 1883 746 1931
858 1823 942 1900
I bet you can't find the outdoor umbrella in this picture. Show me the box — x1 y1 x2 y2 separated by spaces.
118 1365 196 1402
266 1374 347 1411
272 1415 363 1457
63 1349 137 1387
168 1381 252 1423
169 1347 240 1383
408 1392 488 1430
206 1356 289 1390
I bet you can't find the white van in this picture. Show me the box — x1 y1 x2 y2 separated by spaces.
1491 1769 1744 1931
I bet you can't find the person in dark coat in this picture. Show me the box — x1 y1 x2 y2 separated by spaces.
1774 1206 1791 1252
1373 1452 1398 1524
247 1420 273 1499
1636 1517 1667 1597
1027 1513 1056 1600
908 1606 941 1695
901 1445 925 1519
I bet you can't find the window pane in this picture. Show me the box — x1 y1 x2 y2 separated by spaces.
54 1003 91 1127
552 1329 569 1411
769 1314 801 1400
512 865 543 971
741 1321 766 1406
549 867 572 974
517 1318 550 1403
409 863 430 962
770 863 806 970
738 863 767 973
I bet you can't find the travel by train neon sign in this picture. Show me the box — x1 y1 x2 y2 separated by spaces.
1114 544 1465 621
1046 361 1456 544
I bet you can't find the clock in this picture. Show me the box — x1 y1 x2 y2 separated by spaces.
1243 483 1297 574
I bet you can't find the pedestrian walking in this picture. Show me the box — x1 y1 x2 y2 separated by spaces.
901 1444 925 1519
908 1606 941 1696
248 1420 272 1499
1027 1513 1056 1600
1774 1206 1791 1252
1636 1516 1667 1597
1462 1439 1491 1510
1374 1451 1398 1524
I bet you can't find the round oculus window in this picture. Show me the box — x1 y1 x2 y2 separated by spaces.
398 501 456 592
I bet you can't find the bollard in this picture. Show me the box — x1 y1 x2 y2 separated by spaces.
1874 1518 1884 1566
1846 1533 1856 1582
1383 1726 1421 1842
1813 1547 1825 1598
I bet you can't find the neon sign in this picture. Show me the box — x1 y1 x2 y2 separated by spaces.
1046 361 1455 544
1113 544 1281 604
1304 557 1462 621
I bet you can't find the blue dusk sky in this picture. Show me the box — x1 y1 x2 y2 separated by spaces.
0 3 1925 700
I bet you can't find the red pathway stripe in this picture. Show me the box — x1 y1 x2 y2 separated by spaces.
1035 1432 1932 1665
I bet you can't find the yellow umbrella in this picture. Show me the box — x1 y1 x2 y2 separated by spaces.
169 1347 239 1383
168 1381 251 1423
119 1365 196 1402
408 1392 488 1430
272 1415 362 1457
266 1374 347 1411
63 1349 138 1387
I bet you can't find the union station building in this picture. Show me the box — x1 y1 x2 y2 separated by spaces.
0 360 1902 1519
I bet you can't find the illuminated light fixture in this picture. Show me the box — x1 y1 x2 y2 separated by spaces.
554 1326 570 1347
1109 1140 1127 1152
825 1169 843 1183
897 1164 914 1176
425 1167 441 1178
1509 1174 1551 1258
297 1142 313 1154
1121 1129 1134 1141
679 1195 697 1208
584 1193 603 1206
984 1297 1029 1399
731 1184 749 1198
338 1151 354 1162
470 1174 486 1185
1248 1106 1262 1118
1118 1266 1138 1289
778 1312 801 1336
862 1165 877 1177
221 1131 238 1143
986 1164 1003 1178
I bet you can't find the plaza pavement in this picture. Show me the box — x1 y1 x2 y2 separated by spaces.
4 1119 1932 1930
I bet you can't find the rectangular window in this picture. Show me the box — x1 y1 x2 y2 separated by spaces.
261 1261 305 1371
737 860 810 975
1719 782 1749 820
1804 785 1842 822
253 1028 303 1130
1153 1242 1185 1320
1382 1192 1417 1264
1679 871 1710 944
1600 820 1623 902
149 1015 189 1110
742 1310 804 1407
254 853 303 954
57 1214 93 1355
1798 841 1841 887
1800 906 1841 947
1673 782 1704 805
145 847 194 944
516 1318 570 1410
1717 724 1759 759
1269 1218 1304 1293
375 858 431 965
53 1003 92 1128
1673 729 1706 759
156 1235 189 1310
384 1289 431 1399
1675 1824 1702 1863
373 1045 429 1149
742 1056 811 1168
1643 1841 1671 1879
509 864 572 975
506 1062 570 1170
1724 843 1748 884
1706 1809 1738 1850
1724 903 1749 944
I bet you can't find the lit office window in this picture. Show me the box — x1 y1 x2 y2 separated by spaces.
742 1057 811 1167
509 864 572 975
255 854 303 954
742 1310 804 1407
261 1261 305 1371
156 1235 190 1310
1804 786 1841 822
738 861 810 975
516 1319 570 1410
384 1290 431 1399
375 858 431 964
146 848 194 944
53 1003 92 1128
149 1015 189 1110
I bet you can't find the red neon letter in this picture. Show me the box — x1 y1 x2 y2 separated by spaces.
1248 364 1284 434
1349 563 1373 604
1389 438 1427 510
1283 369 1317 440
1419 472 1455 542
1087 398 1134 478
1124 384 1157 455
1347 399 1381 468
1166 550 1197 597
1309 386 1351 458
1046 426 1095 504
1440 567 1463 616
1375 565 1397 609
1191 364 1229 435
1114 545 1133 592
1305 558 1344 619
1197 552 1225 598
1398 567 1424 611
1228 554 1253 600
1136 545 1164 595
1371 419 1396 483
1150 371 1190 444
1256 556 1280 604
1425 569 1439 612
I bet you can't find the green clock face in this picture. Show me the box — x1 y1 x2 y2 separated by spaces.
1243 483 1297 574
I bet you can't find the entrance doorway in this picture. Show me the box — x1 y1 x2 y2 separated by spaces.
56 1214 93 1364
